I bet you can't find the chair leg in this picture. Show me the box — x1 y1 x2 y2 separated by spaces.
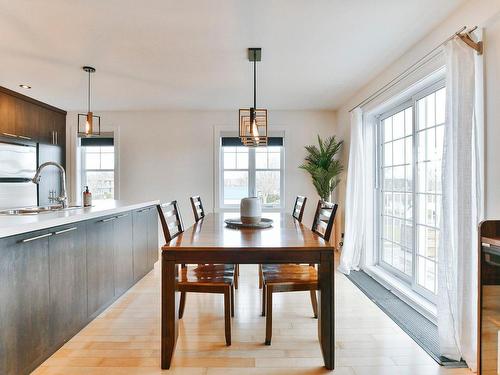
261 284 266 317
234 266 239 290
258 264 263 289
310 290 318 319
179 292 187 319
231 285 235 317
224 287 232 346
265 285 273 345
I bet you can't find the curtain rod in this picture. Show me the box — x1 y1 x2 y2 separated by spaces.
348 25 481 113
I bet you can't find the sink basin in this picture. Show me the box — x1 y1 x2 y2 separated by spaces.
0 205 83 215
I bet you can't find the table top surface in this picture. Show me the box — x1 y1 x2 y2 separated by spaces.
161 212 332 252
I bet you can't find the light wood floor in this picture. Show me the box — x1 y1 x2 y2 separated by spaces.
33 256 473 375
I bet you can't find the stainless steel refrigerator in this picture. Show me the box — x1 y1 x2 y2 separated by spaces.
0 140 37 209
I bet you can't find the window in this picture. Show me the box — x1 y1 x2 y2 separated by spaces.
220 137 283 209
378 84 445 300
81 138 115 200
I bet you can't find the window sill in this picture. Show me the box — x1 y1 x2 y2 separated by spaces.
363 265 437 324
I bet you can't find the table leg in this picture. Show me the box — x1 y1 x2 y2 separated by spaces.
318 251 335 370
161 256 179 369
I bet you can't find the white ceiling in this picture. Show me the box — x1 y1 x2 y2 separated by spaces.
1 0 465 111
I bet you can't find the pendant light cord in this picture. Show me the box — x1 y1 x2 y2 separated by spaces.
253 50 256 109
88 70 91 112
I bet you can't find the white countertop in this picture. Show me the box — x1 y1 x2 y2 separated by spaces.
0 200 159 239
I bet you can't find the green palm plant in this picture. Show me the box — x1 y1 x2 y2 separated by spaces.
299 135 344 201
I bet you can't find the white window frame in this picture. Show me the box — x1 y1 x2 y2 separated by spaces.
375 78 445 304
215 129 285 212
80 141 117 201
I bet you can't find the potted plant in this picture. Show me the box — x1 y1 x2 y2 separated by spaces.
300 135 343 201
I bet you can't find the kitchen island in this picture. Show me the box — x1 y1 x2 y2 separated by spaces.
0 200 159 375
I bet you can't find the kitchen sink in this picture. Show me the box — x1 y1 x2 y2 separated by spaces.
0 205 83 215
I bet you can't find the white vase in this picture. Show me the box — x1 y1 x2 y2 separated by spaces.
240 197 262 224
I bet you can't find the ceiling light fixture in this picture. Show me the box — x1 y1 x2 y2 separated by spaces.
78 66 101 137
19 84 31 89
239 48 268 146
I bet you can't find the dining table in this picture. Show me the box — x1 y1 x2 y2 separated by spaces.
160 212 335 370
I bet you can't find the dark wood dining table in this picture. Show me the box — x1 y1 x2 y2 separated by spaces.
160 212 335 370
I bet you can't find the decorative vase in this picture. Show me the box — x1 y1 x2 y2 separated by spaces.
240 197 262 224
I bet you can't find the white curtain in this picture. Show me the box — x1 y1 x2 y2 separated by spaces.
339 108 365 275
438 38 482 371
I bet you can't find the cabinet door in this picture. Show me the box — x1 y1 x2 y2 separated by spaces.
0 92 17 136
114 213 134 296
133 209 149 281
48 223 87 347
0 230 50 375
148 207 159 268
86 217 115 317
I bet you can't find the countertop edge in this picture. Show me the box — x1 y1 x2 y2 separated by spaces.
0 200 159 239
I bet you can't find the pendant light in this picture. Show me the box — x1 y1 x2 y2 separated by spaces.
239 48 268 146
78 66 101 137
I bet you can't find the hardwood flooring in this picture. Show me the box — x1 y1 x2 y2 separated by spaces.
33 255 472 374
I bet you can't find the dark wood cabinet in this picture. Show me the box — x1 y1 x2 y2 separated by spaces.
133 208 150 281
148 207 159 268
0 87 66 145
0 206 156 374
86 216 116 317
114 213 134 296
48 223 87 348
0 230 51 375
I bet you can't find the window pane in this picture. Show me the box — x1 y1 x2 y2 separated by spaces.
383 240 392 263
268 152 280 169
393 139 404 165
417 98 426 130
393 244 404 272
85 152 100 169
256 152 267 169
383 118 392 142
223 151 236 169
236 152 248 169
404 108 413 136
256 171 280 206
101 153 114 169
383 143 392 166
393 111 405 139
393 166 405 191
426 93 436 128
223 171 248 205
85 171 114 200
383 168 392 191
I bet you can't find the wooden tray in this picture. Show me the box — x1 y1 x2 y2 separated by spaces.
224 218 273 229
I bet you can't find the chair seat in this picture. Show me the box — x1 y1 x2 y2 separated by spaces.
262 264 317 284
179 264 235 285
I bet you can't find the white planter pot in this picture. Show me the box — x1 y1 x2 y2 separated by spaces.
240 197 262 224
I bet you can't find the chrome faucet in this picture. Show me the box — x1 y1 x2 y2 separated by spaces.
32 162 68 208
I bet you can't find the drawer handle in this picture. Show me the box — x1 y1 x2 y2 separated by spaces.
116 214 129 218
100 217 116 222
2 132 18 138
17 135 31 140
21 233 53 243
54 227 77 235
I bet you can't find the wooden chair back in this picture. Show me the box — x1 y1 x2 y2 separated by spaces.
311 200 337 242
190 195 205 222
292 196 307 222
157 201 184 243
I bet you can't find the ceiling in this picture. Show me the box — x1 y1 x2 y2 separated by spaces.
1 0 465 111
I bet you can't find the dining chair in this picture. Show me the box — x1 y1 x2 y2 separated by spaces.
258 195 307 289
158 200 236 345
189 195 239 289
261 200 337 345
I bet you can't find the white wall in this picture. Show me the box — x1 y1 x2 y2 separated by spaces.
335 0 500 225
67 110 337 228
